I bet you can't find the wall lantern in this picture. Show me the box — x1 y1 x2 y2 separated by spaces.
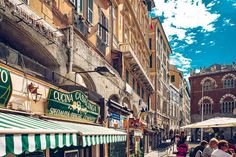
28 83 42 103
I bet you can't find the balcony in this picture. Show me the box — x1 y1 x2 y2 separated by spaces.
120 44 154 92
74 14 88 38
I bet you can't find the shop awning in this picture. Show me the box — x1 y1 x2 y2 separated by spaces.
50 120 127 147
0 112 78 157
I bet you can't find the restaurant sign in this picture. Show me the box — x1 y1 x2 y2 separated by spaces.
46 88 100 123
0 67 12 107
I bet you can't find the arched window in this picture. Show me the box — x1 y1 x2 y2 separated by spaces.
203 81 213 91
201 103 212 115
224 78 234 88
221 101 235 113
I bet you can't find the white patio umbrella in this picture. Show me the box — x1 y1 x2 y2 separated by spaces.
181 117 236 129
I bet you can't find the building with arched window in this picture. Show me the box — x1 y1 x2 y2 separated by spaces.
189 64 236 141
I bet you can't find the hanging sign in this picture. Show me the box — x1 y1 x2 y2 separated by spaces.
0 67 12 107
109 112 127 129
46 88 100 123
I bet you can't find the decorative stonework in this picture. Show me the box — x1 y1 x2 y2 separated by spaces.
220 94 236 104
200 77 217 87
222 73 236 81
198 96 214 105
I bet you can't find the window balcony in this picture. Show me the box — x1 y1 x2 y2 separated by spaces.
74 13 88 38
120 44 154 92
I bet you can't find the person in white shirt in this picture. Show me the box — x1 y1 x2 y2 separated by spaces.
202 138 219 157
211 140 231 157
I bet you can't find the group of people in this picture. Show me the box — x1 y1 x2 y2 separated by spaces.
191 138 236 157
175 131 236 157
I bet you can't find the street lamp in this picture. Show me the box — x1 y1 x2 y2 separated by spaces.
75 66 115 77
201 84 204 141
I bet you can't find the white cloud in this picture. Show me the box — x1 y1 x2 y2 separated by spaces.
196 50 202 54
223 18 235 26
201 43 206 46
233 3 236 7
170 52 192 73
209 41 216 46
154 0 220 44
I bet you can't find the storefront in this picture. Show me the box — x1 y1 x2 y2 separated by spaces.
128 118 144 157
0 65 127 157
107 99 132 157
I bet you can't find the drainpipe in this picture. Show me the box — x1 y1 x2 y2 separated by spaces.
108 0 113 51
68 25 74 73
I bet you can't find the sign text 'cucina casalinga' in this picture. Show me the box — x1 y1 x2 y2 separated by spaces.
47 88 100 123
0 67 12 107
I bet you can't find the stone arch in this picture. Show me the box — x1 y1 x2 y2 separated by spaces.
122 97 131 109
220 94 236 104
73 67 97 92
109 94 120 104
222 73 236 81
198 96 214 105
201 77 217 87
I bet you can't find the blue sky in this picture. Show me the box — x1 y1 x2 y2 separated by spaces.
151 0 236 79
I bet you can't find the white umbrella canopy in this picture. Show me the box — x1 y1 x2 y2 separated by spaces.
181 117 236 129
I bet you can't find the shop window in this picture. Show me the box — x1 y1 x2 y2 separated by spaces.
64 150 78 157
18 151 45 157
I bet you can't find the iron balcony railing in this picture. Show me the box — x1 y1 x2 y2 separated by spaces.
0 42 78 89
74 13 88 38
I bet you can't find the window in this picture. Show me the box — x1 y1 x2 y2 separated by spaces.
203 81 212 91
126 69 129 83
149 38 152 50
64 150 78 157
22 0 29 5
141 87 144 99
137 82 140 96
87 0 93 23
98 9 108 44
222 101 235 113
201 103 212 115
113 6 118 37
171 75 175 82
224 78 234 88
76 0 83 14
132 78 135 90
149 54 152 68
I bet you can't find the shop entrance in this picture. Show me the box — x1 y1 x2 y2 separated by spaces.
109 141 126 157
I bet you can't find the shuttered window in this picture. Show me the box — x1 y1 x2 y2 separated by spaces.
98 8 109 44
87 0 93 23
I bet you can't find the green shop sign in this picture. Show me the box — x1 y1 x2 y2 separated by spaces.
0 67 12 107
46 88 100 123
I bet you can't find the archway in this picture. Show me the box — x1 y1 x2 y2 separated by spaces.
122 97 131 109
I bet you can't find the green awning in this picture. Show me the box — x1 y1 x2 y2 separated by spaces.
0 112 78 157
50 120 127 147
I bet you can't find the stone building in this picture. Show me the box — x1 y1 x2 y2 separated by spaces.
0 0 159 157
189 64 236 141
149 17 172 140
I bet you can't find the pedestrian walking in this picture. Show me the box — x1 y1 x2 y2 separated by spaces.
211 140 232 157
202 138 218 157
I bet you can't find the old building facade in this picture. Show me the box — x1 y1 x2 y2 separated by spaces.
189 64 236 141
149 17 172 140
0 0 161 157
